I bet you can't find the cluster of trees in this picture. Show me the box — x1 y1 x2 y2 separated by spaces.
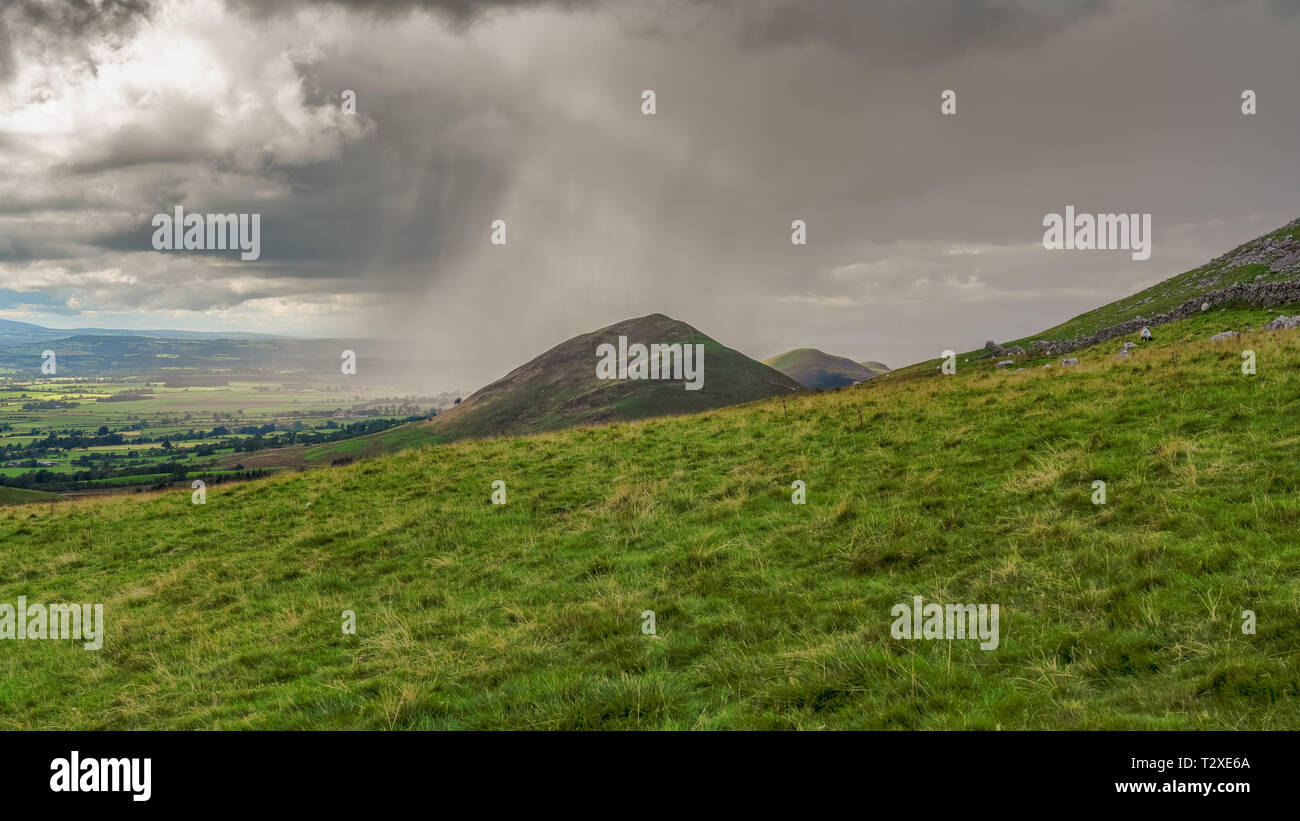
231 415 428 452
0 461 186 492
142 469 272 492
1 427 127 456
0 459 275 493
96 389 154 402
350 403 427 417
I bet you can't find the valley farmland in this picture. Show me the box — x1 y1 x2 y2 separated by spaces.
0 378 448 497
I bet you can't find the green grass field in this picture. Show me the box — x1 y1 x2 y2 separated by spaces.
1 308 1297 728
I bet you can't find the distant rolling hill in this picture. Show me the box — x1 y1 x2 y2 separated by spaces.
0 317 283 344
420 313 802 439
763 348 890 390
0 332 404 381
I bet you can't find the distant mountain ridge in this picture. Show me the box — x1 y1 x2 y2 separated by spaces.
0 317 284 344
0 329 409 382
763 348 890 390
420 313 802 439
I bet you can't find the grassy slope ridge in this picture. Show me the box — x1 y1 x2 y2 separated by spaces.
421 313 802 439
1010 218 1300 348
302 425 449 464
763 348 889 390
1 306 1297 729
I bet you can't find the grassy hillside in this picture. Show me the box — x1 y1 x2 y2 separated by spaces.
303 425 449 463
0 486 62 506
1 306 1297 729
763 348 889 390
422 313 802 439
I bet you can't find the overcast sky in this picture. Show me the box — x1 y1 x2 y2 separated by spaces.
1 0 1298 387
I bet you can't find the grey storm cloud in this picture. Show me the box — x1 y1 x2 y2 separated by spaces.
737 0 1112 66
223 0 599 24
0 0 157 81
0 0 1297 379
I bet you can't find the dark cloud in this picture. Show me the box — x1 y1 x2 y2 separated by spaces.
224 0 598 25
0 0 1298 375
737 0 1111 65
1198 0 1300 18
0 0 157 82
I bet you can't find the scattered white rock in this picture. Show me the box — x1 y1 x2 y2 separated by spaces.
996 360 1014 369
1265 314 1300 331
1061 357 1079 366
1209 330 1239 342
1201 302 1209 312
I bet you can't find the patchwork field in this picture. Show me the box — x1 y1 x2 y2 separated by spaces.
0 379 442 497
0 380 355 442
